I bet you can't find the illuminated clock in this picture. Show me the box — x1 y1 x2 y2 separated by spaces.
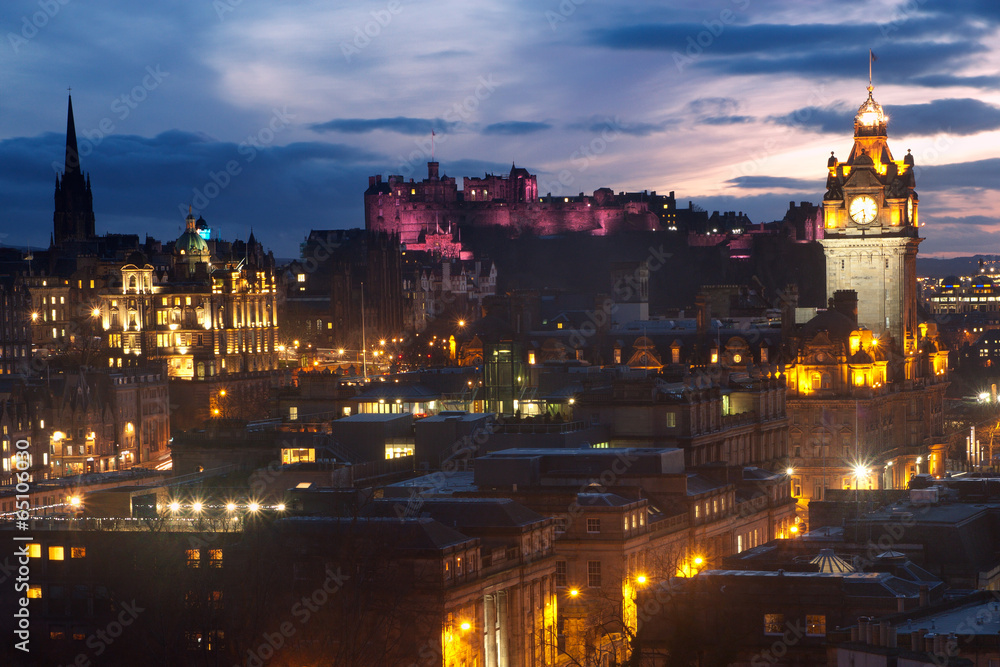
732 353 742 364
849 195 878 225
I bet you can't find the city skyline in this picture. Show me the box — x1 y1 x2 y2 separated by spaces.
1 0 999 257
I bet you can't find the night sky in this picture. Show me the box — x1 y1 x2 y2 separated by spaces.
1 0 999 258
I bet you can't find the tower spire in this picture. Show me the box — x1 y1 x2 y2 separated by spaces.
65 93 81 177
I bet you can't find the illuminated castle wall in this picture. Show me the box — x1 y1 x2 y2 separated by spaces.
365 162 663 244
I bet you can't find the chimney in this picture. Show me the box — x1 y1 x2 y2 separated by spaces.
369 176 376 187
696 293 710 336
832 289 859 324
428 161 440 181
781 284 798 340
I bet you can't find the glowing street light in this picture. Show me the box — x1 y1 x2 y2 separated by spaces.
276 503 286 512
458 320 466 327
786 467 794 476
692 556 704 567
568 589 579 597
636 574 647 585
248 502 260 513
225 502 236 512
192 502 203 513
69 496 81 508
91 308 101 318
459 621 471 631
168 501 180 513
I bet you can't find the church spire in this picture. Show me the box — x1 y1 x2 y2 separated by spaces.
65 94 81 177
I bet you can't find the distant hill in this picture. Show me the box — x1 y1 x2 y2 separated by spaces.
917 256 1000 279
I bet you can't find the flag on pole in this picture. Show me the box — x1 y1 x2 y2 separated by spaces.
869 49 878 88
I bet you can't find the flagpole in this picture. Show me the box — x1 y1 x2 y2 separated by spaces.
431 130 435 162
869 49 872 89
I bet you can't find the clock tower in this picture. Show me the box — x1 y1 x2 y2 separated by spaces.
820 84 921 358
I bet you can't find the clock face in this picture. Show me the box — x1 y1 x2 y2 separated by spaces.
850 196 878 224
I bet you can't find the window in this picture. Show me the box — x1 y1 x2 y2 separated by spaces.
208 549 223 568
694 504 700 519
555 561 567 587
27 543 41 558
624 517 629 531
665 412 676 428
50 628 65 640
49 546 65 561
554 517 567 533
588 561 601 587
737 535 743 552
764 613 784 634
27 586 42 599
186 549 200 568
806 615 826 636
444 560 452 580
456 556 463 576
297 273 306 283
289 406 298 421
587 518 600 533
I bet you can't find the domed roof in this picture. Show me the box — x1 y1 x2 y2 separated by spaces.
176 229 209 256
972 275 994 287
849 348 874 364
855 89 887 136
941 275 961 289
799 309 857 342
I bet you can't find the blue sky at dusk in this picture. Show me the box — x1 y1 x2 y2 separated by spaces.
1 0 999 257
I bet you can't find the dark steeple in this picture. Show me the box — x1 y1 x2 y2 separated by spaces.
53 94 96 245
65 94 81 177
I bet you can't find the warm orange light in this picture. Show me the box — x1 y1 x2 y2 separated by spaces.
636 575 647 585
225 503 236 512
69 496 81 507
460 621 471 631
458 320 466 327
248 502 260 513
168 501 180 513
789 525 799 534
693 556 704 566
91 308 100 318
192 502 203 513
569 589 579 597
219 389 226 397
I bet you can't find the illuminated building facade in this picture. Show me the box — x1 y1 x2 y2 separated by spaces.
821 85 921 358
365 162 664 246
96 212 279 380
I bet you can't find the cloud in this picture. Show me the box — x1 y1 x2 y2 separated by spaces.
916 158 1000 191
482 121 552 135
309 117 460 135
567 116 674 136
725 176 818 191
769 98 1000 137
700 115 754 125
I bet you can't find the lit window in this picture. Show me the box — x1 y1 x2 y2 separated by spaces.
695 505 700 519
208 549 223 568
587 518 600 533
444 560 452 579
28 544 41 558
587 561 601 587
764 613 784 634
456 556 463 576
624 517 629 531
806 615 826 636
49 546 65 561
27 586 42 599
297 273 306 283
50 628 65 640
186 549 200 568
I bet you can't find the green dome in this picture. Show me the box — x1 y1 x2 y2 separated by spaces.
176 229 209 256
